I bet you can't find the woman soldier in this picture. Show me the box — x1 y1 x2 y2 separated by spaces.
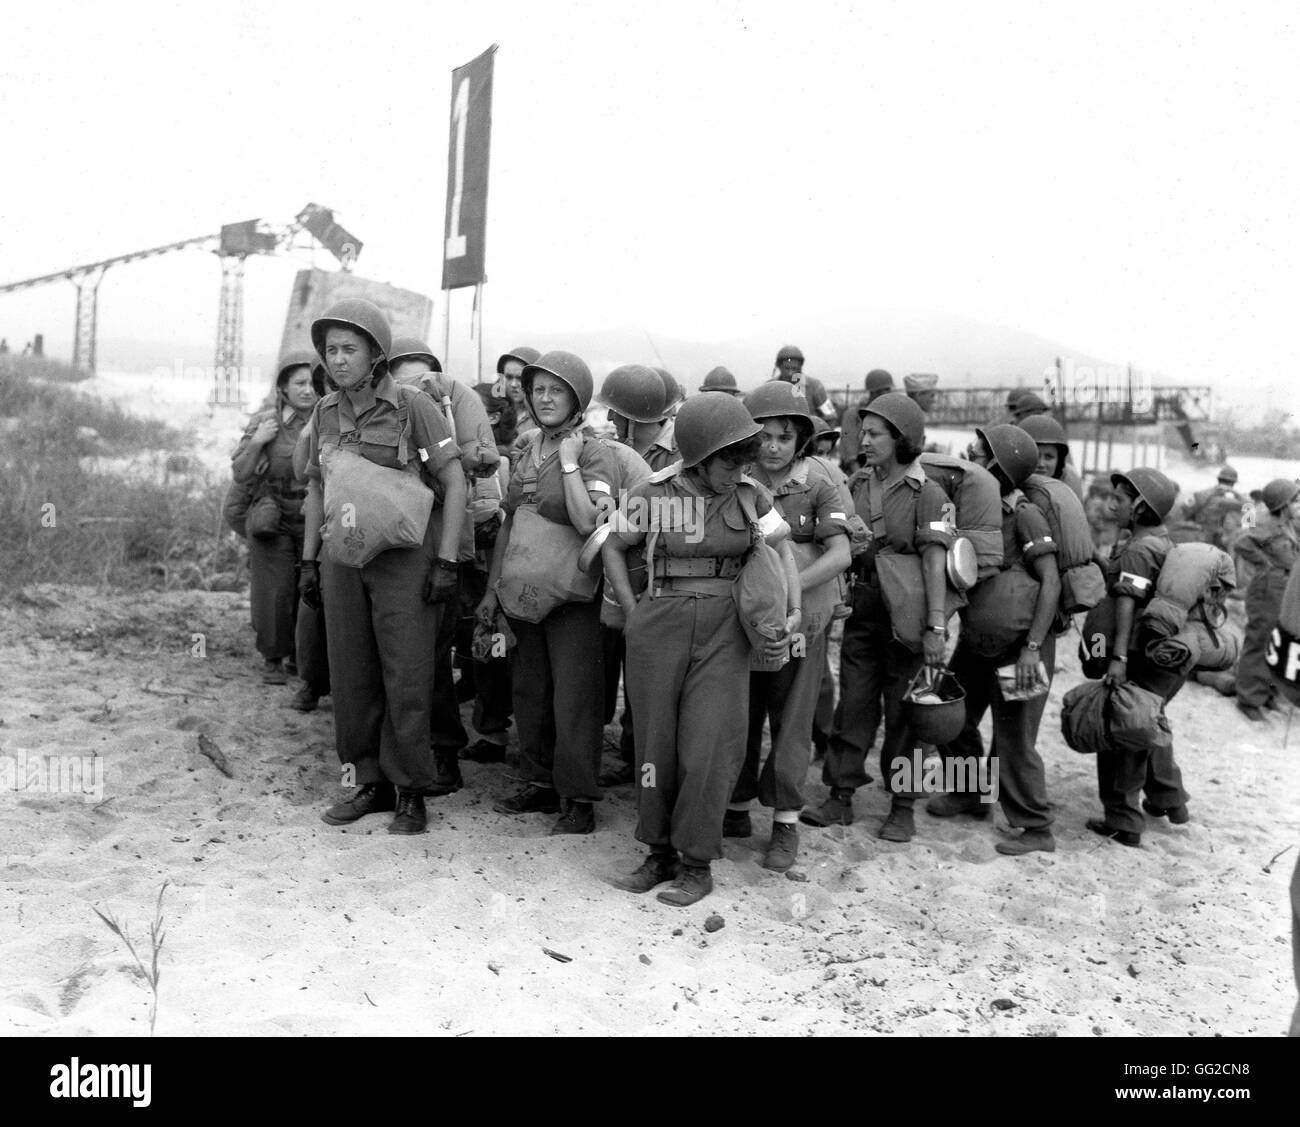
928 425 1061 854
232 349 322 685
604 393 800 907
724 382 852 871
1090 468 1182 846
299 299 466 835
1235 478 1300 719
477 351 617 834
801 392 953 843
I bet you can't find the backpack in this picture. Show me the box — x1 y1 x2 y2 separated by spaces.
918 453 1003 576
1021 472 1106 613
1139 542 1236 638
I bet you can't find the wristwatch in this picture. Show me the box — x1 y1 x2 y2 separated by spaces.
1025 640 1041 652
561 462 579 474
435 557 459 573
926 625 947 638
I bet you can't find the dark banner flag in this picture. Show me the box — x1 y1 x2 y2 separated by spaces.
441 45 496 291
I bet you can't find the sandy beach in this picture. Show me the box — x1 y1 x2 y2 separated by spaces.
0 583 1296 1037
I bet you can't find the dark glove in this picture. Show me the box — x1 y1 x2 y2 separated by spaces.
424 558 460 606
298 559 322 610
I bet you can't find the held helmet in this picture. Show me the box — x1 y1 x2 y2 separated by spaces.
497 346 541 374
1018 413 1070 473
275 348 319 389
902 666 967 745
976 424 1039 489
521 350 593 429
599 364 669 424
675 393 763 469
311 298 392 384
859 391 925 448
1111 467 1178 521
699 366 743 395
1262 478 1300 514
389 337 443 373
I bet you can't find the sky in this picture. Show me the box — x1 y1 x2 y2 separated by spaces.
1 0 1297 405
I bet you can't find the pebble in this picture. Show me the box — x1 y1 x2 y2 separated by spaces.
704 915 725 933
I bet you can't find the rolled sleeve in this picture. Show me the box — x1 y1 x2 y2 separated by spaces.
408 394 460 481
1015 504 1058 564
1113 539 1160 600
809 468 853 542
578 437 616 497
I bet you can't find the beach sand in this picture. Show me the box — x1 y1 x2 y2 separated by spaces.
0 585 1296 1037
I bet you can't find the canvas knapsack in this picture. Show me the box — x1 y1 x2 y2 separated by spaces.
1021 472 1106 613
919 453 1003 576
1139 541 1236 638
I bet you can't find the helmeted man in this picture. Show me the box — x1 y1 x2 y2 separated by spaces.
699 366 744 396
770 345 837 422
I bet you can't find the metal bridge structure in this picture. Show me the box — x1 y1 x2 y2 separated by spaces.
0 204 361 401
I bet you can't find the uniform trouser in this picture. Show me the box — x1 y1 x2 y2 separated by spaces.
812 652 835 750
733 630 828 811
458 567 512 741
626 593 751 865
939 635 1056 829
320 529 438 793
430 565 472 753
822 579 922 799
295 597 330 697
601 628 637 765
1237 571 1288 708
507 597 604 803
248 533 300 662
1095 630 1189 835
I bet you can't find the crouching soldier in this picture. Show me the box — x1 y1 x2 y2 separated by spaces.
927 425 1061 855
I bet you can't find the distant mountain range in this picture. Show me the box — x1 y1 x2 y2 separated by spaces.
93 308 1150 398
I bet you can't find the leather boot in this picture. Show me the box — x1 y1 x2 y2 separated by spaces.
320 782 396 825
388 790 428 835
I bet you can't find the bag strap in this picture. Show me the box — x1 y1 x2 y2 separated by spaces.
737 486 764 549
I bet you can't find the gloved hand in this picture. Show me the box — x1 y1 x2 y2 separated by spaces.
298 559 322 610
423 558 460 605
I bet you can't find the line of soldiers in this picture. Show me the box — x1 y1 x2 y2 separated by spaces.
231 313 1298 907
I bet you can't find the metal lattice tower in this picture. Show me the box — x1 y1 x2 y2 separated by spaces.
70 267 107 377
213 254 247 405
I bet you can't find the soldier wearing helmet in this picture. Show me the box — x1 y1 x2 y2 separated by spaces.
496 346 540 415
1087 467 1186 847
839 369 894 474
603 392 800 906
476 350 618 836
801 392 956 843
1234 478 1300 720
1175 465 1246 549
231 349 322 693
770 344 837 423
929 424 1062 855
722 382 854 872
599 364 680 472
388 337 501 794
300 299 467 837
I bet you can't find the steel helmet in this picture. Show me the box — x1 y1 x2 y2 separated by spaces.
859 391 925 448
275 348 319 387
775 344 804 365
699 366 742 395
1262 478 1300 514
521 350 593 427
1111 467 1178 521
652 367 683 407
389 336 443 373
674 393 763 469
864 369 894 393
976 424 1039 489
1011 391 1049 420
811 417 841 441
744 381 815 426
497 346 541 374
599 364 669 423
310 298 392 376
902 667 967 745
1216 464 1239 485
